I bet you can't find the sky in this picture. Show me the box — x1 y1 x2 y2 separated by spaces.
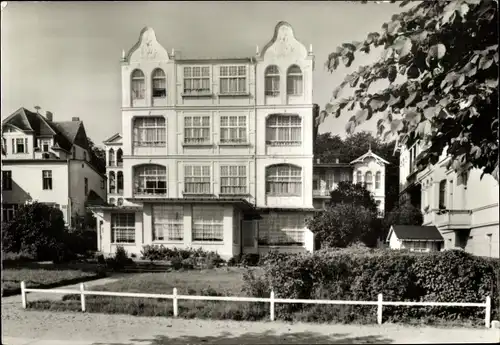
1 1 403 146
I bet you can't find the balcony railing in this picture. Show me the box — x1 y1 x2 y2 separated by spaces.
313 189 331 197
433 209 471 228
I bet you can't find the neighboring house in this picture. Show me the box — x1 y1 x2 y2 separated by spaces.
397 141 499 258
312 148 389 217
386 225 444 252
1 108 107 226
90 22 316 259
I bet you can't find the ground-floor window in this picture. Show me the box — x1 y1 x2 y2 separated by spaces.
2 203 18 222
152 205 184 241
192 205 224 242
111 213 135 243
405 241 429 252
258 213 305 246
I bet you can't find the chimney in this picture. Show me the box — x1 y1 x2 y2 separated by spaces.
72 117 80 122
45 111 53 122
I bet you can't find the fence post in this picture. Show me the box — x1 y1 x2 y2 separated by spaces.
21 281 27 309
270 290 275 321
173 288 178 317
80 283 86 312
377 293 383 325
485 296 491 328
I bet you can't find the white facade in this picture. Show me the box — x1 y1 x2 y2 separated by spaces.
93 22 316 259
398 142 499 258
1 109 107 226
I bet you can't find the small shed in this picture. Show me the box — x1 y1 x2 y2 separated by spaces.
387 225 444 252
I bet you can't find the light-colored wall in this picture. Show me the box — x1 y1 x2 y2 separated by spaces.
388 230 402 250
353 157 386 214
3 129 35 159
69 160 107 217
1 161 70 221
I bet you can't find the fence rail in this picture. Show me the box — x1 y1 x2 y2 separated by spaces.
20 281 492 328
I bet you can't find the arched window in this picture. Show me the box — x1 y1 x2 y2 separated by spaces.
266 164 302 196
108 148 115 166
266 114 301 145
117 171 124 194
109 198 115 206
375 171 381 189
365 171 373 191
287 65 303 96
109 171 116 194
131 69 145 100
439 179 447 209
133 117 166 147
117 198 123 206
152 69 166 98
134 164 167 195
356 171 362 184
265 65 280 96
116 148 123 166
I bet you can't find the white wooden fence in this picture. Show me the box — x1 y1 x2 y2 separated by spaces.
20 281 492 328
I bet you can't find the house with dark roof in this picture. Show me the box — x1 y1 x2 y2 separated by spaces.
1 107 107 227
386 225 444 252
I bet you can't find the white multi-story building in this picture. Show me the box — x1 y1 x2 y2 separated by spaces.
91 22 317 259
398 142 499 258
1 107 107 226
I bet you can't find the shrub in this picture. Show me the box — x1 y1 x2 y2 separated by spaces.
171 257 183 270
240 253 260 267
140 245 225 269
251 249 499 324
227 254 242 267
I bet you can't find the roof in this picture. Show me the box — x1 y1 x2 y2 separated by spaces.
350 149 390 165
103 133 122 145
2 107 105 175
86 190 107 207
387 225 444 241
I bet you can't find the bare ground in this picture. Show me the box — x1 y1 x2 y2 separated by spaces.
2 277 499 345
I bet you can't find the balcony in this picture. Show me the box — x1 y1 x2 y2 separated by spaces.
432 209 471 229
313 189 331 197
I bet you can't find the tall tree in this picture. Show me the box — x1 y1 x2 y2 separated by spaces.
318 0 499 182
330 181 378 213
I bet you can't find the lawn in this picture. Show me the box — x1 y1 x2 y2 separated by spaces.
2 266 105 297
29 267 270 320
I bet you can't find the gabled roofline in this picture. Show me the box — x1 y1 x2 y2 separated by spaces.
350 149 390 165
103 133 122 145
1 107 34 131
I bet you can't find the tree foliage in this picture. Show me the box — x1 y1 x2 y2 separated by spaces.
319 0 499 181
2 202 66 260
330 180 378 213
87 137 106 169
383 202 424 238
307 203 375 248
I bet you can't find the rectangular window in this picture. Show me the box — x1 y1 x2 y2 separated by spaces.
16 138 25 153
220 165 246 195
111 213 135 243
42 170 52 190
41 139 50 152
266 115 302 145
2 171 12 190
184 116 210 144
11 139 14 153
258 213 305 246
152 205 183 241
192 206 224 242
133 117 166 147
220 116 246 144
2 204 18 222
266 165 302 196
184 165 211 194
219 66 246 94
183 66 210 94
101 179 105 190
438 180 447 209
84 178 88 196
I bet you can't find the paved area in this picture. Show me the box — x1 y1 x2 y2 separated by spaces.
2 277 499 344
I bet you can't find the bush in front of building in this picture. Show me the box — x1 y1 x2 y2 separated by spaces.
248 249 499 324
1 202 67 261
140 245 225 269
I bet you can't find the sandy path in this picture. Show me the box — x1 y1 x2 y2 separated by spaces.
2 277 499 344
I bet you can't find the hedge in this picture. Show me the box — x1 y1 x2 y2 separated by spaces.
255 249 499 324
